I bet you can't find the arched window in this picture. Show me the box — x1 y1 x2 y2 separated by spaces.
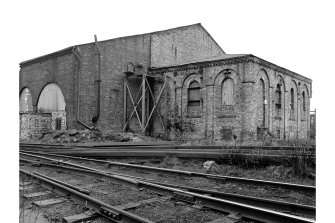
290 88 295 119
275 84 282 117
19 88 33 112
188 81 201 106
222 78 234 106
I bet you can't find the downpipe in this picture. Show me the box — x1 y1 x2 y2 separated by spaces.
92 34 101 123
72 47 99 131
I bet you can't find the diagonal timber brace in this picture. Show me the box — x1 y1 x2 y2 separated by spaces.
123 74 167 133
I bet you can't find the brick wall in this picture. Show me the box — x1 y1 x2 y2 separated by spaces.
151 24 224 68
20 51 76 129
150 55 312 143
75 34 151 131
20 113 52 139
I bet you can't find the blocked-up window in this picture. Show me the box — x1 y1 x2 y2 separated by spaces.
222 78 234 106
188 81 201 106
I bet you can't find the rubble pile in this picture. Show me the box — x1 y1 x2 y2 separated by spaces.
21 129 160 144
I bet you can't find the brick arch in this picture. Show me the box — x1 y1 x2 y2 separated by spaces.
303 83 310 98
276 74 287 91
213 68 241 86
291 79 299 94
256 69 271 88
181 73 202 89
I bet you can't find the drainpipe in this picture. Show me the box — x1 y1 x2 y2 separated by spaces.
72 47 99 131
92 34 101 123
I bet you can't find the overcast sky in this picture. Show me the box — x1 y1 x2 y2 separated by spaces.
1 0 334 221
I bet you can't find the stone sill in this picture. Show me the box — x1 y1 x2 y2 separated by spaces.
289 118 296 121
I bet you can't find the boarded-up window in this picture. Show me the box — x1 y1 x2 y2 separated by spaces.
188 81 201 106
222 78 234 106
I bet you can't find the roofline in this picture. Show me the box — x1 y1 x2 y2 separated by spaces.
149 54 251 70
19 47 74 68
251 55 312 83
149 54 312 83
20 23 215 67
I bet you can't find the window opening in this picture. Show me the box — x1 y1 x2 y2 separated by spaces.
188 81 201 107
275 84 282 117
222 78 234 106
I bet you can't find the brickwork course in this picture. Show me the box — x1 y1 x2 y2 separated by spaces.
19 23 312 142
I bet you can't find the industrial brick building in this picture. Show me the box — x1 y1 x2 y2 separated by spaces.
19 23 312 142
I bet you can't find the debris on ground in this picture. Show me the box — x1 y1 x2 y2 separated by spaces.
21 129 166 145
203 161 216 170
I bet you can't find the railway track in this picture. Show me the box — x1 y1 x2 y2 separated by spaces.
20 151 316 193
20 143 316 165
20 151 316 222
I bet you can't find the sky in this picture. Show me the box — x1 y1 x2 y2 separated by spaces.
1 0 334 221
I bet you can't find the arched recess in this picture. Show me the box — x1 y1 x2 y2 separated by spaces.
37 83 66 130
19 88 33 112
289 80 299 120
181 73 202 116
257 78 266 127
213 68 241 109
212 69 241 141
255 69 270 129
37 83 66 112
273 75 286 139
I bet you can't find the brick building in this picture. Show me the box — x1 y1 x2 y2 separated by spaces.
19 23 312 142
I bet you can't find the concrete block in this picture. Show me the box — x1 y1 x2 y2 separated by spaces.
63 210 98 223
19 185 34 191
24 191 51 198
19 181 32 186
33 198 65 207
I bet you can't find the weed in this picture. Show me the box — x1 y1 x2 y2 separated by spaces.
280 146 315 179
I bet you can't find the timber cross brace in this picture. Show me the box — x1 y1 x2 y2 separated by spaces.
122 73 167 133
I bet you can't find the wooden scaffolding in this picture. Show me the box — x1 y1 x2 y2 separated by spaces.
122 63 167 133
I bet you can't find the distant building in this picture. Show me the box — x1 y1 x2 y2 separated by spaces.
19 24 312 142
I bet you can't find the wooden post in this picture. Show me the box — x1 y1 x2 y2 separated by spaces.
123 77 127 130
142 74 146 133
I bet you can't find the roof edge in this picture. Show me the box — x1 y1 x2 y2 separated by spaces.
149 54 312 83
19 23 206 67
250 55 312 83
20 47 74 68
